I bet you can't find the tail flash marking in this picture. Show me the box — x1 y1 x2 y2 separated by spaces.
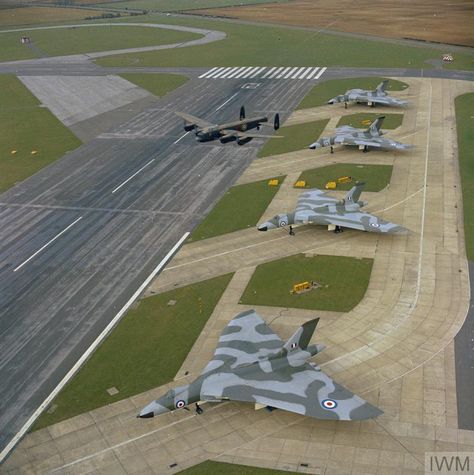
283 318 319 352
344 181 365 204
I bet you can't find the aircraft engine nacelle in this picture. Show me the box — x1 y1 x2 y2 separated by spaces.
220 133 237 144
237 136 252 146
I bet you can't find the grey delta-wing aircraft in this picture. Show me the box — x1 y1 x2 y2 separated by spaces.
309 116 413 153
139 310 382 421
257 182 407 234
327 80 408 108
176 106 281 145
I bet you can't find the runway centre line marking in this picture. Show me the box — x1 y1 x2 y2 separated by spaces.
215 92 239 112
0 232 190 464
111 159 155 194
173 130 190 144
13 216 83 272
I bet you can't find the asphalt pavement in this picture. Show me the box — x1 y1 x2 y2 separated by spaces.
0 73 315 459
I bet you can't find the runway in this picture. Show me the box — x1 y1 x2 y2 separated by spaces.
0 72 316 459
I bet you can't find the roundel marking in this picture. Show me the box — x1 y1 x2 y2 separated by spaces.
321 399 338 410
370 222 380 228
176 400 186 409
279 220 287 227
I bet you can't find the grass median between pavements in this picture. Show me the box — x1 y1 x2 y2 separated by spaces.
455 92 474 260
257 119 329 158
178 461 300 475
34 273 234 430
240 254 373 312
0 24 201 62
95 0 286 11
119 73 188 97
189 177 285 242
297 77 409 110
0 74 82 192
336 113 403 130
95 15 474 70
298 164 393 192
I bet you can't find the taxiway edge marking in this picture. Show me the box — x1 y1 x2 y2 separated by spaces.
13 216 83 272
0 232 190 464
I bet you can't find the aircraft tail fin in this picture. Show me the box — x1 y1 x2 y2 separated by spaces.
283 318 319 353
367 116 385 136
240 106 245 120
344 181 365 204
375 79 388 95
274 113 280 130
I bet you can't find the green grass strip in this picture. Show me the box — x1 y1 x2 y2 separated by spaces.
240 254 373 312
258 119 329 158
297 77 409 109
178 460 300 475
336 113 403 130
119 73 188 97
189 177 285 242
455 93 474 260
94 16 474 70
34 273 234 430
298 164 393 192
0 74 81 192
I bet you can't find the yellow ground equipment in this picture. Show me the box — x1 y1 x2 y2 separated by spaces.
337 176 352 184
325 181 337 189
294 180 306 188
11 150 17 155
361 119 372 126
31 150 38 155
268 179 279 186
290 280 322 294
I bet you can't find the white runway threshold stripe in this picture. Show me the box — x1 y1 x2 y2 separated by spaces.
13 216 83 272
0 231 190 464
198 66 328 80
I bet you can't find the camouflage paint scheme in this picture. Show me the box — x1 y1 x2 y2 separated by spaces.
328 80 408 107
257 182 407 234
139 310 382 421
309 115 413 152
176 106 280 145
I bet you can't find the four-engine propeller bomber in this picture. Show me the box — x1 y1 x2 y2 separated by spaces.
309 115 413 153
258 181 407 235
327 79 408 108
176 106 281 145
139 310 382 421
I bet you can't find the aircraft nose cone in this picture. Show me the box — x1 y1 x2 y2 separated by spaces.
309 143 320 149
257 224 268 231
138 411 154 419
327 99 335 104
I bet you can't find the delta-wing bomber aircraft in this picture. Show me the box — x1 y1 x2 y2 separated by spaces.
327 79 408 108
176 106 281 145
139 310 382 420
309 116 413 153
257 182 407 234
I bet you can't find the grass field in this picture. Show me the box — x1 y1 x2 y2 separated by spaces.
119 73 188 97
95 0 287 11
336 113 403 130
297 77 409 110
257 119 329 158
0 24 200 62
455 93 474 260
298 164 393 192
178 461 299 475
34 273 233 430
95 14 474 70
189 177 285 241
0 75 81 192
0 6 96 28
240 254 373 312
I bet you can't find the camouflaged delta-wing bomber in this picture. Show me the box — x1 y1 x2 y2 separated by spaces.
139 310 382 421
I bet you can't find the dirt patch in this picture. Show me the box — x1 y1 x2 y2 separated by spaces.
195 0 474 47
